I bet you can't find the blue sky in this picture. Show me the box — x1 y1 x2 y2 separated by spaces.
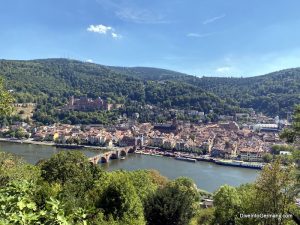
1 0 300 77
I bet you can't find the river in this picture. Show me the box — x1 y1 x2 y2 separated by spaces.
0 142 259 192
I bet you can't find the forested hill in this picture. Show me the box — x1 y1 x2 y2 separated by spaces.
0 58 299 117
194 69 300 117
108 66 190 81
0 59 232 117
110 65 300 117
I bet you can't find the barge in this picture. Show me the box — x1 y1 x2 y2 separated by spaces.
175 156 197 163
214 159 264 170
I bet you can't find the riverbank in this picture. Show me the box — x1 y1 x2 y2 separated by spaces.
0 138 110 151
0 138 55 146
135 148 265 170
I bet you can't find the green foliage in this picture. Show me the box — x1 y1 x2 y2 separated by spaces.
271 144 296 155
0 180 89 225
0 152 160 225
0 147 299 225
147 169 169 188
0 77 14 116
262 152 273 163
212 160 297 225
1 58 298 123
252 160 296 225
213 185 241 225
0 152 40 186
235 184 258 225
145 177 199 225
281 105 300 144
113 65 300 117
280 105 300 197
0 181 41 224
2 58 290 125
194 208 215 225
95 175 145 225
15 128 26 139
117 170 159 204
40 151 101 186
89 169 161 224
39 151 103 213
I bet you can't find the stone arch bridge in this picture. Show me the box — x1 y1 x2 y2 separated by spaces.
89 147 135 164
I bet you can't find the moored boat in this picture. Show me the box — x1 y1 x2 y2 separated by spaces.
175 156 197 163
214 159 264 169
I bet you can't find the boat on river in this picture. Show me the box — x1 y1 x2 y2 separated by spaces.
175 156 197 163
214 159 264 170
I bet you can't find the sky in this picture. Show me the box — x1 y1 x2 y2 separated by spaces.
1 0 300 77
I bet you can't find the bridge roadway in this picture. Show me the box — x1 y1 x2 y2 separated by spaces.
89 146 135 164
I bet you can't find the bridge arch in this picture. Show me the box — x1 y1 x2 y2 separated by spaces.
101 156 108 163
128 148 135 153
120 150 127 156
110 152 119 160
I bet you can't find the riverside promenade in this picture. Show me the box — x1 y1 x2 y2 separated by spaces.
0 138 109 150
0 138 55 146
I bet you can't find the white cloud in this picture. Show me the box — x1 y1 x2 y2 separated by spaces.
111 32 122 39
87 24 112 34
96 0 169 24
116 8 169 24
203 14 226 25
187 32 214 38
216 66 231 73
86 59 93 63
87 24 122 40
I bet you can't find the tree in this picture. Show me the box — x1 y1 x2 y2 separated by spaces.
73 137 81 145
253 159 296 225
147 169 168 188
145 177 199 225
279 105 300 191
250 160 296 225
0 180 88 225
39 151 102 189
0 181 42 224
39 151 105 215
0 152 40 186
195 208 215 225
262 153 273 163
122 170 159 204
213 185 241 225
96 175 145 225
15 128 26 139
280 105 300 144
235 183 260 225
0 77 14 116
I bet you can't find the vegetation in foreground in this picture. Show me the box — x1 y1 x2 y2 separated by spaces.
0 148 299 225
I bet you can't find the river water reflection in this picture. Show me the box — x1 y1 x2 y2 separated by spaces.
0 142 259 192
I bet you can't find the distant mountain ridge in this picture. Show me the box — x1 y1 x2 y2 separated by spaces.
110 64 300 117
0 58 299 117
108 66 190 81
